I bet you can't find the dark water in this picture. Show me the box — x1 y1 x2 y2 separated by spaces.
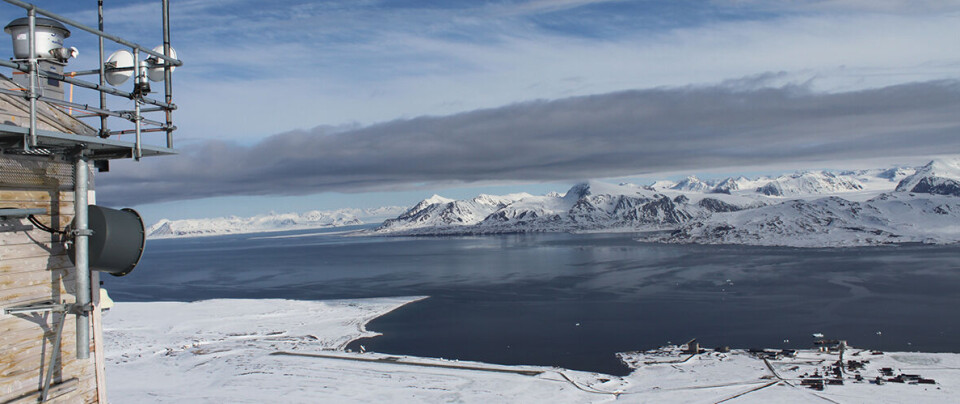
104 226 960 375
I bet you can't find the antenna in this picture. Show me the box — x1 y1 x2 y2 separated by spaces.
147 44 176 82
103 49 133 86
103 45 176 88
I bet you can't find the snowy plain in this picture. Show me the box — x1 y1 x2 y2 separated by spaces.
104 298 959 403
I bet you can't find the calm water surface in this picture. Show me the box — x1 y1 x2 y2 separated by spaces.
104 226 960 375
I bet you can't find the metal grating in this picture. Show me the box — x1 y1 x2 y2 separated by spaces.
0 124 177 160
0 154 74 189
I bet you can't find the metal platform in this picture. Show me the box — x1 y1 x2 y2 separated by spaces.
0 123 176 159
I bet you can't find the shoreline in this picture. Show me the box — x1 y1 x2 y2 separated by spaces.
103 297 958 403
335 295 429 350
146 223 370 240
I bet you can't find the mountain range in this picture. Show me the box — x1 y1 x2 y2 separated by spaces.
146 206 406 239
374 159 960 247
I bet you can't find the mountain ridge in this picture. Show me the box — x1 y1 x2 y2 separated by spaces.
373 160 960 247
147 206 407 239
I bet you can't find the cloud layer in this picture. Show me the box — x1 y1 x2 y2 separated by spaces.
18 0 957 144
98 80 960 206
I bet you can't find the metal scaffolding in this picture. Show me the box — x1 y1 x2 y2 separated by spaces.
0 0 182 159
0 0 183 363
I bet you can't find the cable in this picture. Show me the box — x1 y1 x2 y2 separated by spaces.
27 214 68 236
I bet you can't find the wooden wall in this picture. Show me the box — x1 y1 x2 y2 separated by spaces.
1 154 103 403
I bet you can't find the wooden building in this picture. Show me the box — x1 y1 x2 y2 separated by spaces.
1 74 106 402
0 1 180 402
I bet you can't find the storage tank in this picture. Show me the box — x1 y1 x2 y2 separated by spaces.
4 17 70 60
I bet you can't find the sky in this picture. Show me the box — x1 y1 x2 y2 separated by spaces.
4 0 960 224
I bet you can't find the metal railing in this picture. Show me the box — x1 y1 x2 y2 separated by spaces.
0 0 182 160
0 0 182 363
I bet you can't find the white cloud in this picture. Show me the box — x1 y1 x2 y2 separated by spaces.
20 0 957 143
494 0 624 16
719 0 960 14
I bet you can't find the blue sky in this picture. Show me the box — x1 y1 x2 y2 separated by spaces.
4 0 959 224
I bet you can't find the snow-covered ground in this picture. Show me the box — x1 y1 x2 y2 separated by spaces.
104 298 959 403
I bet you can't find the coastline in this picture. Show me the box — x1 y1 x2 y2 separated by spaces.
146 223 367 240
103 297 958 403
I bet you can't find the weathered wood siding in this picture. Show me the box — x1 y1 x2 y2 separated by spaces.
1 154 102 403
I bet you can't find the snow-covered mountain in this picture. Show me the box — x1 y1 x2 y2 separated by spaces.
659 193 960 247
374 160 960 247
650 170 879 197
752 171 865 197
895 158 960 196
671 176 713 192
377 181 764 235
148 206 407 239
711 176 750 194
378 193 531 231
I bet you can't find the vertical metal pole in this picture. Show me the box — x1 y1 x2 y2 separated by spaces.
133 49 142 160
27 7 37 149
162 0 173 148
74 157 91 360
98 0 108 138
